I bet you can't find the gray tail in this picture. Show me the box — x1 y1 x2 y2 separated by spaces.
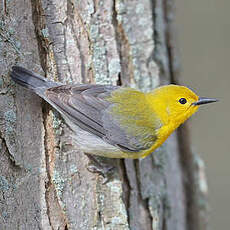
10 66 59 93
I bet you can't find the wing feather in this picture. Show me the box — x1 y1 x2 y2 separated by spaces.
45 84 160 153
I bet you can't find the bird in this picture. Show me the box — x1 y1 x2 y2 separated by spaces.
11 66 218 159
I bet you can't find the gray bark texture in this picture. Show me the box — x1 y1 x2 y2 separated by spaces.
0 0 208 230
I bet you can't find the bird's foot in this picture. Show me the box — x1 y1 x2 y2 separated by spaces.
86 154 115 184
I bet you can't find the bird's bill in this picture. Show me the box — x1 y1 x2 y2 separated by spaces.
192 97 218 106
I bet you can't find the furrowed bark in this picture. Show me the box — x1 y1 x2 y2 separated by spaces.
0 0 208 229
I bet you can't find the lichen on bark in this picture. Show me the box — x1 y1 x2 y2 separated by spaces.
0 0 209 229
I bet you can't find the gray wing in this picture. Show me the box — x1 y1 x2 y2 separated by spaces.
11 66 157 152
46 84 114 137
46 84 158 152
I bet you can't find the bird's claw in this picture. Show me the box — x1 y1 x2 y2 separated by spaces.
86 154 115 184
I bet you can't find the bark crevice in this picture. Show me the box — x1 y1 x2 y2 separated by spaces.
0 0 209 229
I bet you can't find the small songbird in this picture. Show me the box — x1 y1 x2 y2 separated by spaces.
11 66 218 159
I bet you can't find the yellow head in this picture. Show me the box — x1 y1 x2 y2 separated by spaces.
146 84 217 129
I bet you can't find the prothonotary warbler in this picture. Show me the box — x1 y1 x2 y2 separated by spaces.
11 66 218 159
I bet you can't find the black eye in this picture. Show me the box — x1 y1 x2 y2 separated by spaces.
179 98 187 104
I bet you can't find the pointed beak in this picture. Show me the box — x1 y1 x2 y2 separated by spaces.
192 97 218 106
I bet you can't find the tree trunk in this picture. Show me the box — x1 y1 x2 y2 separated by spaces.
0 0 208 229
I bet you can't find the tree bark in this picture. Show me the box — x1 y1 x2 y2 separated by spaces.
0 0 208 230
